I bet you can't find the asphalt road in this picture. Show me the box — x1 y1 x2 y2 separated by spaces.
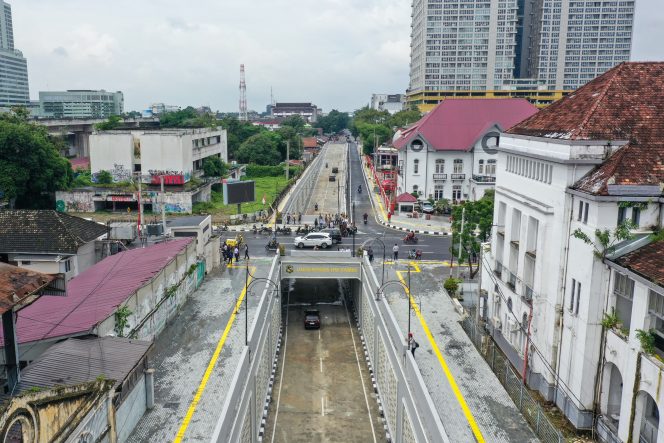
234 143 452 261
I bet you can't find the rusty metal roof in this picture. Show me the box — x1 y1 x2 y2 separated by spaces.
0 263 54 315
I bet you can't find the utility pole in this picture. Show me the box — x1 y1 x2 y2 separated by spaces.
352 201 356 257
286 140 290 181
407 265 412 343
137 173 144 246
160 175 167 236
456 207 465 278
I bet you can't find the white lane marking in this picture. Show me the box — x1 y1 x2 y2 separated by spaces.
343 298 377 443
319 328 321 340
270 290 290 443
320 357 323 373
321 396 325 416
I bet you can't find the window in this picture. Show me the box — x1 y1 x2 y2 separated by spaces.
435 159 445 173
413 184 419 194
614 273 634 329
453 159 463 173
569 278 577 311
648 290 664 353
64 260 71 272
434 185 444 200
631 207 640 227
583 202 589 224
486 159 496 175
413 159 420 174
478 159 484 174
618 206 626 224
578 200 583 221
575 281 581 315
452 185 461 201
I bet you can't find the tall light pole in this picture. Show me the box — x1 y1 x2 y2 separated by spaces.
376 277 414 351
361 236 387 286
352 201 356 256
243 266 280 350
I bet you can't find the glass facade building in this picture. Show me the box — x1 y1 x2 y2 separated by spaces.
39 90 124 119
0 1 29 108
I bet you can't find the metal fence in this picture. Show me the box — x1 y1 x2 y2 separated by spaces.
460 316 563 443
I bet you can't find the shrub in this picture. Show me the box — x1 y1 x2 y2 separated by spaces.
96 170 113 184
443 277 460 295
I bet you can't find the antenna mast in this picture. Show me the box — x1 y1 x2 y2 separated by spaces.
239 64 248 121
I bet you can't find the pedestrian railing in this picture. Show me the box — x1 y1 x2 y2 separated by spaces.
460 316 564 443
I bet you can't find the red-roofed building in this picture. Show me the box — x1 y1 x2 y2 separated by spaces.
0 238 198 363
479 62 664 436
392 99 537 203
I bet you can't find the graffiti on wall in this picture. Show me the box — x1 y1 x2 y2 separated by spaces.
91 164 133 183
164 203 186 213
148 170 191 185
56 198 94 213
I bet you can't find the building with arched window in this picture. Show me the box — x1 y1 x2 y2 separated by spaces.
393 99 537 204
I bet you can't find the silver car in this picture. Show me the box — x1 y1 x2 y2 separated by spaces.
293 232 333 249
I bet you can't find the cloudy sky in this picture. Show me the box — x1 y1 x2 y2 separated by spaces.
13 0 664 113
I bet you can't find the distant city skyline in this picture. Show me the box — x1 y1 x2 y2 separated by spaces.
10 0 664 113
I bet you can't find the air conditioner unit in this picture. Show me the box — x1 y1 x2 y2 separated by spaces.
492 316 502 330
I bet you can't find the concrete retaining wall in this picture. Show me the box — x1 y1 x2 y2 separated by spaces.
281 145 325 215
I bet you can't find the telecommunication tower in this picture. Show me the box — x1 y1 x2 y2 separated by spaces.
239 64 247 121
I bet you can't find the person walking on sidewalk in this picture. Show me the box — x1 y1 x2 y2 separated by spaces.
244 244 249 260
367 246 374 262
387 212 392 223
298 212 302 224
234 246 239 263
392 243 399 261
408 333 419 357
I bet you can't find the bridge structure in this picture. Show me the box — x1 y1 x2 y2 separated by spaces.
209 252 449 443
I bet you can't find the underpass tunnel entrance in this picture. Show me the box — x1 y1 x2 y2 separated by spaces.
267 257 382 442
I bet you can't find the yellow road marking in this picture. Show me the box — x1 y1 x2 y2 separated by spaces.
173 265 256 442
382 260 469 267
395 264 485 443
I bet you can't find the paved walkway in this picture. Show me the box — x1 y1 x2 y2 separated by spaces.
127 258 275 443
357 145 452 236
376 261 538 443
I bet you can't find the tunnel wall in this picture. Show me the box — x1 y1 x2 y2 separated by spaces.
209 256 282 443
352 259 451 443
281 144 326 215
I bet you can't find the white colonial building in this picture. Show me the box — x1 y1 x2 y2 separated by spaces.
392 99 538 203
90 127 227 184
480 62 664 442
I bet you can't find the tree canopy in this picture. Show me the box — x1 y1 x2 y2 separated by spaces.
202 156 228 177
235 132 282 165
218 115 264 160
315 110 350 134
159 107 218 129
350 107 422 155
0 110 73 208
450 189 495 278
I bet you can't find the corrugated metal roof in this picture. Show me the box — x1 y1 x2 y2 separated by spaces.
17 337 152 392
0 263 54 315
1 238 192 346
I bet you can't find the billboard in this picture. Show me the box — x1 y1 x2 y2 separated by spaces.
223 180 255 205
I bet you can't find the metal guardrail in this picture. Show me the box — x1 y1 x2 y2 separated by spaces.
460 316 563 443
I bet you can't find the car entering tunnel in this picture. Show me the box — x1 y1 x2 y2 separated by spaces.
265 275 383 443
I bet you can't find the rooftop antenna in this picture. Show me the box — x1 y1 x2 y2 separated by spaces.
270 86 275 106
239 64 247 121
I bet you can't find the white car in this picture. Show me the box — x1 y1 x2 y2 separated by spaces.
294 232 333 249
421 202 435 214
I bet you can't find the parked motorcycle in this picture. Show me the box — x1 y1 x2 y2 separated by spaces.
259 225 273 235
265 238 279 251
276 226 292 235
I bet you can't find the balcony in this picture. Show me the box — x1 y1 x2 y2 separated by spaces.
450 173 466 181
472 174 496 183
433 173 447 181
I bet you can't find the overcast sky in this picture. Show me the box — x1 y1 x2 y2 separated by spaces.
13 0 664 113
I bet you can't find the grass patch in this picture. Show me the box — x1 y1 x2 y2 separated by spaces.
193 175 289 216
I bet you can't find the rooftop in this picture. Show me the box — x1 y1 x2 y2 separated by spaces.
17 337 152 393
302 137 318 148
0 238 192 346
507 62 664 196
396 192 418 203
613 239 664 287
393 99 538 151
166 215 210 228
0 210 108 255
0 263 54 315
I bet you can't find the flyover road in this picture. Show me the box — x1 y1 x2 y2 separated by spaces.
227 142 454 261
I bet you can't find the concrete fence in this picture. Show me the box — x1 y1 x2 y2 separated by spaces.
281 145 326 216
355 259 451 443
209 256 281 443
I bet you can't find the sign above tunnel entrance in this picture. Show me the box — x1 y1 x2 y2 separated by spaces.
281 262 361 280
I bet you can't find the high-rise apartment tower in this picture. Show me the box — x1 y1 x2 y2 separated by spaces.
0 1 29 108
407 0 634 111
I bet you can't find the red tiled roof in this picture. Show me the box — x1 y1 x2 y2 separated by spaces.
0 263 54 315
508 62 664 196
393 99 537 151
1 238 192 346
396 192 418 203
302 137 318 148
615 240 664 287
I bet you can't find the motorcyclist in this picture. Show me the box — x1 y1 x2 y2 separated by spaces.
363 213 368 224
404 231 416 241
358 185 362 194
314 203 319 211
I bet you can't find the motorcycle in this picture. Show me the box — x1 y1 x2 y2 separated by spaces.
259 225 273 235
252 224 258 234
363 214 368 225
357 185 362 194
403 234 419 244
408 249 423 260
296 225 312 235
276 226 292 235
265 238 279 251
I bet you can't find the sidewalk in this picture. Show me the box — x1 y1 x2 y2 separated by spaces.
378 262 539 442
358 146 452 236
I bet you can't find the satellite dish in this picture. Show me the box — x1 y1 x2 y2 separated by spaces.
481 131 500 154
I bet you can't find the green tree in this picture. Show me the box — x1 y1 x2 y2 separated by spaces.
572 221 635 260
450 191 495 278
202 156 228 177
159 107 200 127
316 110 350 134
95 115 122 130
236 132 282 165
388 109 422 129
280 115 306 133
96 170 113 184
123 111 142 119
219 116 264 160
0 112 73 208
275 126 302 161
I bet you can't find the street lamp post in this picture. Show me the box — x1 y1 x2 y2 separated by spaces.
376 271 414 350
361 235 387 286
243 264 280 347
352 201 356 257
